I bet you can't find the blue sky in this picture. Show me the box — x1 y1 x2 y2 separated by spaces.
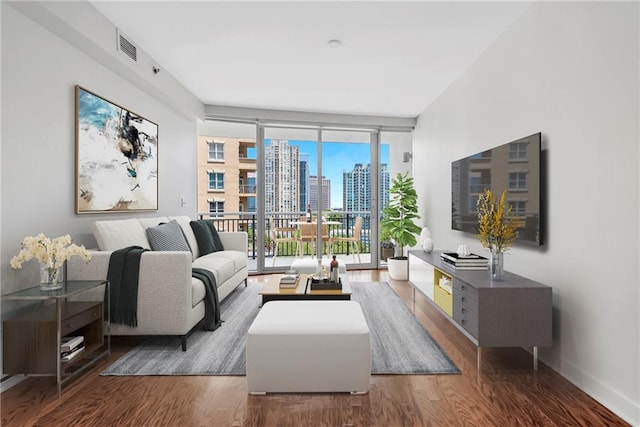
264 139 390 209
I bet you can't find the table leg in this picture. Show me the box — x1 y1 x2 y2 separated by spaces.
477 347 482 372
107 282 111 356
56 299 62 398
412 286 416 313
533 346 538 371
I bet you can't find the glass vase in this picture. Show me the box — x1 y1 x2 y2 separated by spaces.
489 250 504 281
40 263 64 290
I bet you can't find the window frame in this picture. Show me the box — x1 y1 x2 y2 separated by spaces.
207 140 225 162
208 200 225 216
208 171 225 191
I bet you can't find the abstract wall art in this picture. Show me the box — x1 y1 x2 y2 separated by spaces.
75 86 158 213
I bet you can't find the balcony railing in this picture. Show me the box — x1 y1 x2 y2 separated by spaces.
239 184 257 194
197 211 374 261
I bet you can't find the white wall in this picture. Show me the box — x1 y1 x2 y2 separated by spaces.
1 2 201 390
1 3 200 293
413 2 639 424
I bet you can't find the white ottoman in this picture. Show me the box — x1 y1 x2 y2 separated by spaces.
290 258 347 275
246 300 370 394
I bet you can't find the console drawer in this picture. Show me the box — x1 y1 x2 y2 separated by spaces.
458 314 478 338
61 304 102 336
454 280 478 311
453 280 478 301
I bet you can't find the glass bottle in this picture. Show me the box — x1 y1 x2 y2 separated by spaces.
330 255 339 283
306 204 312 223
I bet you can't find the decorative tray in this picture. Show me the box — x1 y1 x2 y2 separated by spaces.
308 276 342 291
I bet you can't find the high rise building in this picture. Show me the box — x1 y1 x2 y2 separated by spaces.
380 163 390 210
299 152 310 212
342 163 390 211
264 139 300 213
308 175 331 211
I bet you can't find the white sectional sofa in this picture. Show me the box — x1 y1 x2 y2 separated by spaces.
67 216 248 350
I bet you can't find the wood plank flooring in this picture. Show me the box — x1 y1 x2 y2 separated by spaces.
1 270 629 426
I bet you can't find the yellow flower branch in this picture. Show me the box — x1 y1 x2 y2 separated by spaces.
476 189 522 253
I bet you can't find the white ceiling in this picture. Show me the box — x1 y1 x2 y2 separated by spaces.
90 1 531 118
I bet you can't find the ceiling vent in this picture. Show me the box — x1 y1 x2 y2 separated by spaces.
117 29 137 62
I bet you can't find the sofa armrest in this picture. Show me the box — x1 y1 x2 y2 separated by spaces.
67 250 195 333
219 232 248 254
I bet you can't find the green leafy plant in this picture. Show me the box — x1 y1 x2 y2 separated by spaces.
380 172 421 259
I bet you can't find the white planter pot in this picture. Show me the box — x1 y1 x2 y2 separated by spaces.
387 257 408 281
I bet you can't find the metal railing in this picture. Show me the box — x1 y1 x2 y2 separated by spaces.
197 211 374 260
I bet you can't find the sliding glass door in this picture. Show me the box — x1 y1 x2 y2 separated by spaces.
261 127 319 271
321 129 376 269
259 126 379 271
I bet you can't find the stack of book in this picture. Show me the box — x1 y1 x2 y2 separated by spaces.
279 271 300 288
440 252 488 270
61 336 85 362
438 276 453 293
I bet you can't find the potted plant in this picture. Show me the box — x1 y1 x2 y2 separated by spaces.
380 172 421 280
380 241 395 261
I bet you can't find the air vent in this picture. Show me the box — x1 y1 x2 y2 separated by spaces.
116 29 137 62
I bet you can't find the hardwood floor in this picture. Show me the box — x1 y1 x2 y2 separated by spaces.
1 270 628 426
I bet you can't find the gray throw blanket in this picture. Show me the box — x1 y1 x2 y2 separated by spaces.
192 268 222 330
107 246 148 327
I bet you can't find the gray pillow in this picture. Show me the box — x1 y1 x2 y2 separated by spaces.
146 220 192 253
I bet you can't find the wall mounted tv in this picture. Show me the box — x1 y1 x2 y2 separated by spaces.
451 132 543 246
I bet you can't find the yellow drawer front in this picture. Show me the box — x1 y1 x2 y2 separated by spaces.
434 284 453 317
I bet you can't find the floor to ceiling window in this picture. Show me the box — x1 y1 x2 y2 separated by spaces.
197 117 413 274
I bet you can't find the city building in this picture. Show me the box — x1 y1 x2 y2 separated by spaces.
308 175 331 211
196 136 256 219
299 152 310 212
343 163 390 212
264 139 300 214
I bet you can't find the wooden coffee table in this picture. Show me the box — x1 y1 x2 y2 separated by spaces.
259 274 351 304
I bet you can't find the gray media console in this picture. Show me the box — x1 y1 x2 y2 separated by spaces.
408 250 552 370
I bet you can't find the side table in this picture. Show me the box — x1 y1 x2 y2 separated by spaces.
1 280 110 397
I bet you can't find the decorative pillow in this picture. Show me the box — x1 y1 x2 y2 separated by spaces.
190 220 224 256
138 217 169 230
190 220 215 256
168 216 200 259
209 222 225 252
92 218 150 251
146 220 192 252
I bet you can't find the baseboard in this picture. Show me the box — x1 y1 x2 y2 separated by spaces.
541 353 639 426
0 375 24 393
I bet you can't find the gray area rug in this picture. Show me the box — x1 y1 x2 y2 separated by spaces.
101 281 460 376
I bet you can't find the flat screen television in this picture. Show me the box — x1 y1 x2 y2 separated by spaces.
451 132 543 245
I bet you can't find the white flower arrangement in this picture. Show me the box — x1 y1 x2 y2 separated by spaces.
10 234 91 271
